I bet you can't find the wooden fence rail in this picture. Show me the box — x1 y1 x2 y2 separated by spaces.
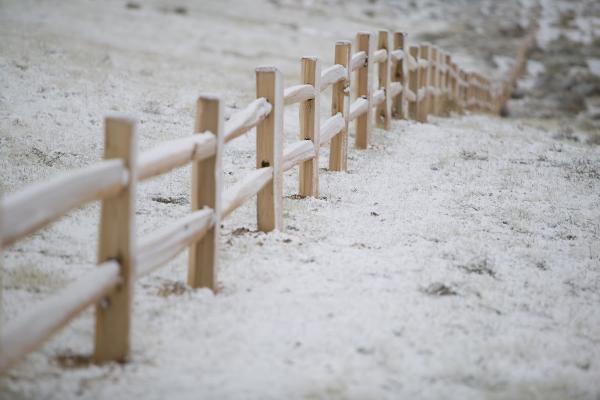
0 12 539 373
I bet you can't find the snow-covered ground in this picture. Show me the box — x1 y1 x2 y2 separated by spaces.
1 0 600 399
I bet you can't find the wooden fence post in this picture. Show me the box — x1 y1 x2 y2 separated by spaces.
330 40 351 172
437 49 446 115
256 66 283 231
450 62 458 111
355 31 373 149
443 53 452 115
460 69 467 112
467 72 475 112
94 116 137 363
417 44 430 123
299 57 321 197
430 46 438 116
408 45 419 120
392 32 407 119
376 30 392 130
187 95 223 290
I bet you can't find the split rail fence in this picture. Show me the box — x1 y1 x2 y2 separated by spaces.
0 16 538 373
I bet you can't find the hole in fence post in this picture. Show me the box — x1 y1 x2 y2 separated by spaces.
329 40 351 172
392 32 407 119
376 30 392 130
418 43 430 123
299 56 321 198
255 66 283 232
187 95 223 291
355 31 373 150
93 116 137 364
408 45 419 121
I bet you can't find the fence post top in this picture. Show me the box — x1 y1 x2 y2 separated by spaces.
105 114 137 126
335 40 351 46
301 56 319 62
255 66 280 73
197 93 221 102
356 31 372 37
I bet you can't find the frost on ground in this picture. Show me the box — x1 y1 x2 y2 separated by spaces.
1 0 600 399
3 115 600 399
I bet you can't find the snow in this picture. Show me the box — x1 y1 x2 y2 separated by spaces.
2 0 600 399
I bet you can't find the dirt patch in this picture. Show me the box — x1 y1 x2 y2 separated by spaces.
151 195 188 205
457 257 496 278
421 282 458 296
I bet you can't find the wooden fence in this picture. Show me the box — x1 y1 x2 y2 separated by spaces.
0 18 538 373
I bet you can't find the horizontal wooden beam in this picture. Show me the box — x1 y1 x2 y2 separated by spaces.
372 88 385 106
390 49 404 62
138 133 216 181
282 140 316 172
349 97 369 121
137 208 214 279
320 64 347 91
319 113 344 147
1 160 128 249
0 261 121 374
350 51 367 71
390 82 403 98
224 98 272 143
283 84 316 106
371 48 387 64
221 167 273 220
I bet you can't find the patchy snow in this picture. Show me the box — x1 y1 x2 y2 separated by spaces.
1 0 600 399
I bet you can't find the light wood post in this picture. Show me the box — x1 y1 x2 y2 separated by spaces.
467 72 475 112
417 44 430 123
355 31 373 149
451 62 458 109
94 117 137 363
443 53 452 114
408 45 419 120
330 40 351 172
256 66 283 232
392 32 407 119
376 30 392 130
299 57 321 197
187 95 223 290
437 50 446 115
430 46 438 115
460 69 467 112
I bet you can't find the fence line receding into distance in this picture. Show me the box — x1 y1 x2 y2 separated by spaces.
0 10 539 373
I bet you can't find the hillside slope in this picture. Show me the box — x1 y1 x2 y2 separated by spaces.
1 0 599 399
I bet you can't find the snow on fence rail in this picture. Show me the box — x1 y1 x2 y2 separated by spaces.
0 14 539 373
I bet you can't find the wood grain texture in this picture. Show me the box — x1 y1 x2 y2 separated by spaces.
376 30 392 130
408 45 419 120
329 40 351 172
256 67 283 232
417 44 430 123
94 116 137 363
392 32 407 119
188 96 223 290
299 57 321 197
355 32 373 149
